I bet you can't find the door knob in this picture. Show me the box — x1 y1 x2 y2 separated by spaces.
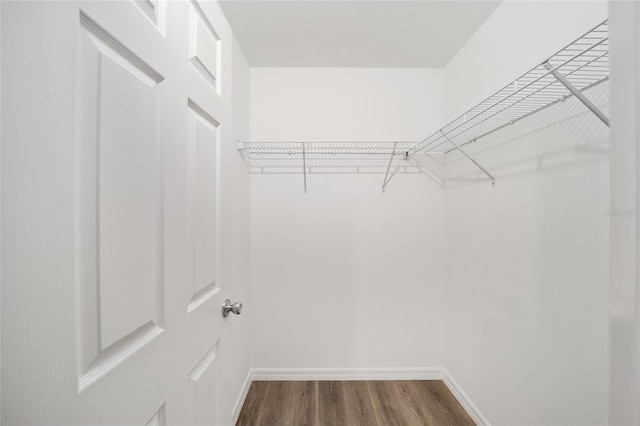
222 299 242 317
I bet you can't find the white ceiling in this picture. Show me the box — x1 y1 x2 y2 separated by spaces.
219 0 502 68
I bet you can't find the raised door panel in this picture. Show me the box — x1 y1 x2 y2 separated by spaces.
188 0 220 93
132 0 166 35
76 12 164 392
187 100 219 313
98 48 159 349
145 404 166 426
188 343 219 426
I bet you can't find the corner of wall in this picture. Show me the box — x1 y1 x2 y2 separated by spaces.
442 370 490 426
231 369 253 425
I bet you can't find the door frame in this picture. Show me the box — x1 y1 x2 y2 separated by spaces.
609 1 640 424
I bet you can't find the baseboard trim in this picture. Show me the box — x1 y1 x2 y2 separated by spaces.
250 367 443 381
231 370 252 426
442 369 490 426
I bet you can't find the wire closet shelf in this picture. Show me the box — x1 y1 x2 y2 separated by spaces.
238 19 609 189
241 141 415 159
411 19 609 159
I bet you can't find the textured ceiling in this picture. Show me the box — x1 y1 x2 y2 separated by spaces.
219 0 502 68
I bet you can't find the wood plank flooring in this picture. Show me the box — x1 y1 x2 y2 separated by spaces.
236 380 475 426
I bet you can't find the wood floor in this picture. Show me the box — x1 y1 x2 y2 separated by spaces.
236 380 476 426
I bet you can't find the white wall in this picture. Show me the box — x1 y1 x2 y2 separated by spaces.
442 2 610 425
249 68 446 370
608 1 640 424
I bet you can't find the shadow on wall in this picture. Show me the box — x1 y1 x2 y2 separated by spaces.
443 81 610 188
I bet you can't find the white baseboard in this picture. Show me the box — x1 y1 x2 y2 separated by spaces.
250 367 443 381
442 369 490 426
231 370 252 426
231 367 489 426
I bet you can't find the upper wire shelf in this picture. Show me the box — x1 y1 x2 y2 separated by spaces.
411 19 609 158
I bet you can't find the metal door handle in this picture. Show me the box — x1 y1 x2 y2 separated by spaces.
222 299 242 317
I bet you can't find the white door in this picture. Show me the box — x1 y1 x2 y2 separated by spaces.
2 1 235 424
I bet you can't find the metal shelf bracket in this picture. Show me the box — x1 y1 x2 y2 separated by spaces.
543 61 610 127
440 132 496 187
302 142 307 193
381 143 397 193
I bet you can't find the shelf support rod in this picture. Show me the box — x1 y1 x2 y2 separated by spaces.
302 142 307 193
382 143 397 193
440 131 495 186
543 61 610 127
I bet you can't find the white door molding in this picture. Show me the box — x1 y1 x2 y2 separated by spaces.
609 1 640 424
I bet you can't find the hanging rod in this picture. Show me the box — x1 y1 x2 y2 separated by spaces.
411 19 609 166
